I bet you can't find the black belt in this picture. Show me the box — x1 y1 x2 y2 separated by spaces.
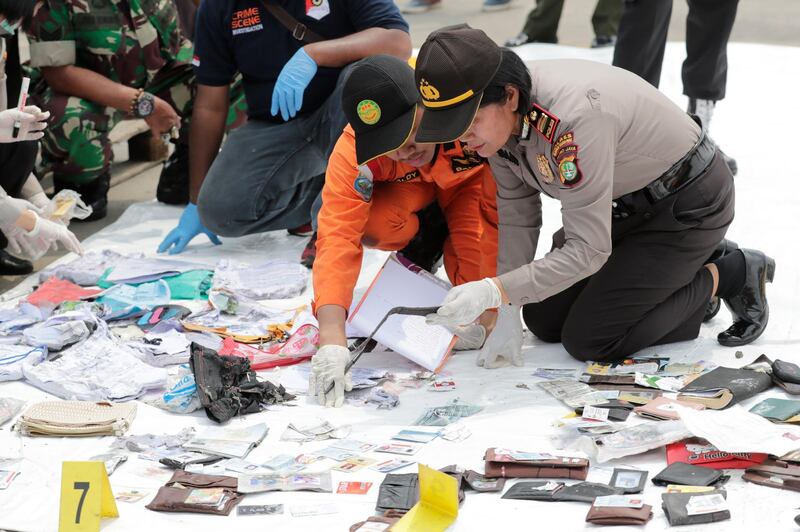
612 131 717 220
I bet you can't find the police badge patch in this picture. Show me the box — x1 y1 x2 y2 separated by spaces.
536 154 555 183
558 155 582 187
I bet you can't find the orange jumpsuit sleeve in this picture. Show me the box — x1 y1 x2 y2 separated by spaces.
312 129 373 314
436 165 490 286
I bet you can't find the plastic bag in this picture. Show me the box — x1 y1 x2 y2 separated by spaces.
574 420 691 463
96 280 171 320
42 189 93 224
0 397 25 426
4 190 91 261
151 364 201 414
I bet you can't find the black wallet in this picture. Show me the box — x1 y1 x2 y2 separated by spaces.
773 360 800 395
501 481 565 501
661 490 730 526
464 470 506 492
375 473 418 513
652 462 727 487
551 482 623 503
609 468 648 494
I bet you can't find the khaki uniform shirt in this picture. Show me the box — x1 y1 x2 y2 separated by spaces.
494 59 701 306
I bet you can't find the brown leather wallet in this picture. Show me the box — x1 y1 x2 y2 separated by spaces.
483 448 589 479
145 471 244 515
586 504 654 526
743 459 800 492
349 516 398 531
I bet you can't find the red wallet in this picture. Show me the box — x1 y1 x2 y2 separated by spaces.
666 438 767 469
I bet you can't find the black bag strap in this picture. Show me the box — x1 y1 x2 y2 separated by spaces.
259 0 325 44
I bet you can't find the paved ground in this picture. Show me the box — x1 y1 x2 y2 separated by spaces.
404 0 800 48
2 0 798 292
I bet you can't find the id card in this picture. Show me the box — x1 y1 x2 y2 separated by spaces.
237 504 284 515
593 495 644 508
582 405 610 421
686 493 728 515
376 443 422 456
391 429 440 443
336 481 373 495
334 457 376 473
115 489 149 503
370 459 414 473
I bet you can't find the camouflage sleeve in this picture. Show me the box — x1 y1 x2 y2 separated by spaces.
26 0 77 68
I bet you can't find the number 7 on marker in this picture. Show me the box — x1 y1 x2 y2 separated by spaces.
73 482 90 524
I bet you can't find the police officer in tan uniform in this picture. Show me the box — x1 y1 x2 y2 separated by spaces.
421 25 774 366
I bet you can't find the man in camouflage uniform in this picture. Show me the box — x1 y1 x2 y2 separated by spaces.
26 0 246 221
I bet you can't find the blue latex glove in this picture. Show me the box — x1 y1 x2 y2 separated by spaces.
270 48 318 121
157 203 221 255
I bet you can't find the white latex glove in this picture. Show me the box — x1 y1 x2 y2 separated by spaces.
426 278 501 328
0 106 50 143
453 323 486 351
27 212 84 255
28 192 50 212
309 344 353 408
5 196 41 215
5 229 37 258
477 305 523 369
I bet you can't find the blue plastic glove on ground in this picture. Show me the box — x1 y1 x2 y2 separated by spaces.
157 203 221 255
270 48 318 121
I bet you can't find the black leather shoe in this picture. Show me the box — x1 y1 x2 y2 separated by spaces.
157 143 189 205
590 35 616 48
55 172 109 222
703 239 739 322
0 249 33 275
718 249 775 347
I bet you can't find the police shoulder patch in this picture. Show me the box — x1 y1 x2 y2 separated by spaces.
525 104 560 143
551 131 574 159
558 154 582 187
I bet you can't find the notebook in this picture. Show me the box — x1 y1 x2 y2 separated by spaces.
348 254 456 372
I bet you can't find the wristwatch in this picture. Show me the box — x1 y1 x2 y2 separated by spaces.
131 90 156 118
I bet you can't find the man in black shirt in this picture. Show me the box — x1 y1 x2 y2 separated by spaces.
158 0 411 256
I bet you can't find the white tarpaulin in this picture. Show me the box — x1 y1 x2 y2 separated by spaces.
1 42 800 531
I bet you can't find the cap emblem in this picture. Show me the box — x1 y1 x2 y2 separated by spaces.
419 79 441 101
357 99 381 125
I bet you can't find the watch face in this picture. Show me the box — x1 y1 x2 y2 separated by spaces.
137 95 154 117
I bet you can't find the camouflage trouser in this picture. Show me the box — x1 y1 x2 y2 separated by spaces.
35 63 247 185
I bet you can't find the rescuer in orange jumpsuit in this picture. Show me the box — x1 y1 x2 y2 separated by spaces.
308 55 498 407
